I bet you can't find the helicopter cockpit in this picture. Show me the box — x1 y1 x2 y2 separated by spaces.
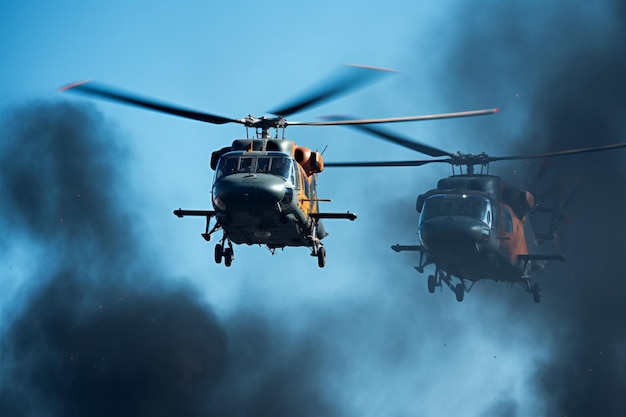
420 194 493 227
215 154 296 183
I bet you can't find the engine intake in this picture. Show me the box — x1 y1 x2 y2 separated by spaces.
294 146 324 176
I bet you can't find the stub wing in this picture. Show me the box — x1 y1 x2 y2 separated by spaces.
391 244 430 273
173 209 216 218
517 254 566 263
309 212 357 221
391 244 424 252
173 209 218 242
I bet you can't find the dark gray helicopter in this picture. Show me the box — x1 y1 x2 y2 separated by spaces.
61 66 497 267
325 121 625 301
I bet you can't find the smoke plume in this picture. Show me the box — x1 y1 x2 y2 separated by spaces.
413 1 625 415
0 102 230 416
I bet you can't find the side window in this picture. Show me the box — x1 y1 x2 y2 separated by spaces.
290 164 298 187
504 208 513 233
303 175 310 197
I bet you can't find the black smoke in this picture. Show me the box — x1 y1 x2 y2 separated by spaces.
413 1 625 416
2 3 623 415
0 102 228 416
0 102 342 417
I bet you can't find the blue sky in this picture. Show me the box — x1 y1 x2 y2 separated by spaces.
2 0 509 302
1 1 624 416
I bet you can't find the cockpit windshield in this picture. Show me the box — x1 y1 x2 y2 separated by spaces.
420 194 492 226
216 155 294 181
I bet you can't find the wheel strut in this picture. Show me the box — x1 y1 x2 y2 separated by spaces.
215 234 234 267
317 245 326 268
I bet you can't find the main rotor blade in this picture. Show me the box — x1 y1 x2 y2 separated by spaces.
292 108 499 126
351 124 453 157
60 80 242 125
491 142 626 162
325 159 448 167
268 64 397 117
302 116 453 158
292 109 496 156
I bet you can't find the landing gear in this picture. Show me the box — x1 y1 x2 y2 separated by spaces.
309 243 326 268
426 268 473 301
532 282 542 303
317 246 326 268
308 221 326 268
427 275 437 293
522 272 543 303
214 234 234 267
214 243 223 264
519 258 550 303
224 247 234 267
454 283 465 302
425 269 448 295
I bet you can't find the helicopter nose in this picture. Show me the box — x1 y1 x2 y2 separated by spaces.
418 216 489 250
213 174 287 208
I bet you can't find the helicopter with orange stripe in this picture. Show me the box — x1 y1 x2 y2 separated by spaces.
325 121 625 301
61 65 498 267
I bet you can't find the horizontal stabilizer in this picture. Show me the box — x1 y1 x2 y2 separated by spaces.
391 244 423 252
173 209 216 218
518 254 566 263
310 212 357 221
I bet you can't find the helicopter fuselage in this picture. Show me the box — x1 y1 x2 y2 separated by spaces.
211 148 326 248
415 175 549 284
392 174 566 302
175 138 356 267
418 194 527 283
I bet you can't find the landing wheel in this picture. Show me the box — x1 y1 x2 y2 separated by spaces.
317 246 326 268
214 244 223 264
532 282 542 303
455 283 465 302
224 247 234 267
427 275 437 293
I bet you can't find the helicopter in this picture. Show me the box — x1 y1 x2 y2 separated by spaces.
61 65 498 267
324 120 626 301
